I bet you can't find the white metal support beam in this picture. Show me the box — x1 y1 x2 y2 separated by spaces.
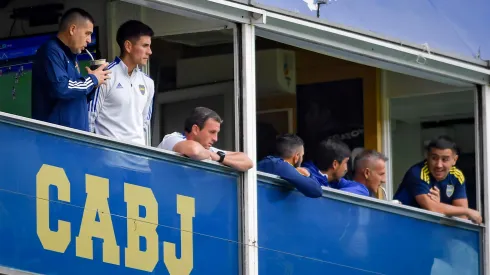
106 1 118 61
0 266 41 275
241 23 259 275
380 70 394 200
257 12 490 86
118 0 489 86
475 87 483 214
482 84 490 275
120 0 266 24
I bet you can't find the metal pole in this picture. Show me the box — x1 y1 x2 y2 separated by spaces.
475 87 483 213
380 70 393 199
481 84 490 275
240 22 258 275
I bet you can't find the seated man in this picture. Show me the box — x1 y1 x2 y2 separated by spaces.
257 134 323 198
330 149 389 196
157 107 253 172
302 138 351 188
394 136 482 224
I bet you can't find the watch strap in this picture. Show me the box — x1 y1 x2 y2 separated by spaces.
217 151 225 163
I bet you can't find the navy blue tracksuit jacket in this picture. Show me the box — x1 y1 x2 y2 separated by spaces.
32 37 98 131
258 156 323 198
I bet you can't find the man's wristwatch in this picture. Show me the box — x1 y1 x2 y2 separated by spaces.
216 151 226 163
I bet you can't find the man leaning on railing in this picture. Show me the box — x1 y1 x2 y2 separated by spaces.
394 136 482 224
157 107 253 172
330 149 388 197
257 134 323 198
302 138 360 192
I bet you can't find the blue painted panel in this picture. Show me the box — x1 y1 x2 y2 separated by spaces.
257 180 481 275
0 122 240 274
253 0 490 61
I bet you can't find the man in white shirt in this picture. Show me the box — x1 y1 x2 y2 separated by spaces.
158 107 253 172
89 20 154 145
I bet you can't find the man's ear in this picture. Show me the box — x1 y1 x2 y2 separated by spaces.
292 153 299 165
332 160 339 170
124 40 132 54
69 24 76 36
453 154 459 166
191 124 200 135
364 168 370 179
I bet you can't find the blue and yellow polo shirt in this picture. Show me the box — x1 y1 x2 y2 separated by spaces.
394 161 467 208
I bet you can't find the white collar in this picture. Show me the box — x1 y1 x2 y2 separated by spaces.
319 170 328 179
115 56 139 76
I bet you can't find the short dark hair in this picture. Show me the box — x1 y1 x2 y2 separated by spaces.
426 135 459 154
274 134 304 159
314 138 351 171
59 8 94 32
184 107 223 133
354 150 388 172
116 20 154 56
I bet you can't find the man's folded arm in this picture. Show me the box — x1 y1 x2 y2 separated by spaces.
219 151 253 172
277 162 323 198
172 140 211 160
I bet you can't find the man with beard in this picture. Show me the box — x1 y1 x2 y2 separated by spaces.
258 134 323 198
394 136 482 224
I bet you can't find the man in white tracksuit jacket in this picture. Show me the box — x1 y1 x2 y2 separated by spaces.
89 20 154 146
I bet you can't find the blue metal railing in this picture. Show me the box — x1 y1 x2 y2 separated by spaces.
0 112 484 275
257 173 482 275
0 112 240 274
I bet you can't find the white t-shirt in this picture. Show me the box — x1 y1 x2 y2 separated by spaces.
88 57 154 145
157 132 221 153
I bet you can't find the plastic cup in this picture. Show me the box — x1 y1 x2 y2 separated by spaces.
89 59 106 70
